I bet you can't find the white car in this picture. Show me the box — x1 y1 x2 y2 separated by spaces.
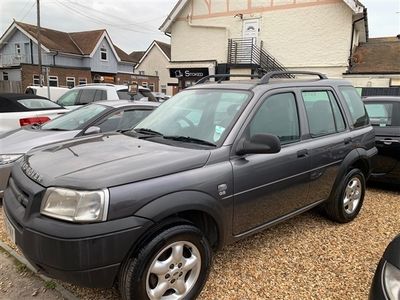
56 84 158 110
25 86 70 102
0 93 67 134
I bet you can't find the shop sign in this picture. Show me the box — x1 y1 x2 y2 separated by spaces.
170 68 209 78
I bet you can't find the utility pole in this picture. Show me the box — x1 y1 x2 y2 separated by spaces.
36 0 43 87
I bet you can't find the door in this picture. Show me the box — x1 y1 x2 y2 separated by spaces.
365 101 400 175
301 89 353 202
242 19 259 40
239 19 259 64
232 91 310 235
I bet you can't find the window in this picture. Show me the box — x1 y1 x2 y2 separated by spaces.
93 89 107 101
249 93 300 144
302 91 346 137
149 83 155 92
57 89 80 106
15 43 21 55
17 98 62 109
161 85 167 94
365 102 398 127
339 86 369 128
66 77 75 88
78 78 87 85
78 89 97 104
100 47 107 61
33 74 40 86
139 71 145 75
141 82 148 88
48 76 58 87
2 72 8 81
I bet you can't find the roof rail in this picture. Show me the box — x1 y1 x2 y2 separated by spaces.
259 71 327 84
195 74 262 85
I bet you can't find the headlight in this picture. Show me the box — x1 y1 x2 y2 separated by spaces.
0 154 23 165
40 187 109 223
384 262 400 299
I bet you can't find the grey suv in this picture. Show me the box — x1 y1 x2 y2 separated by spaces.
3 71 377 300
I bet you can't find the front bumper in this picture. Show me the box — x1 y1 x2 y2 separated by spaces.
3 166 154 288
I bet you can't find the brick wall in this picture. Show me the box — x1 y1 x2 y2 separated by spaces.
130 74 159 92
21 64 92 90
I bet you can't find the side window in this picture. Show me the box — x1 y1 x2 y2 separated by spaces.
96 109 153 132
249 93 300 144
302 90 345 137
57 90 80 106
339 86 369 128
79 89 97 104
94 89 107 101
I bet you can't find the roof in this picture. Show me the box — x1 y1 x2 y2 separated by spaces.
1 21 133 63
135 40 171 69
129 51 146 63
96 100 160 108
348 37 400 74
0 93 48 100
160 0 365 32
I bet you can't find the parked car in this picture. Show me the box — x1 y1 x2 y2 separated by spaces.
56 83 157 110
3 71 376 300
0 100 158 199
370 234 400 300
152 92 171 102
25 86 69 102
0 93 67 134
363 96 400 184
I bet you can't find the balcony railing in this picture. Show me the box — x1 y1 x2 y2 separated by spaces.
227 38 289 76
0 54 31 67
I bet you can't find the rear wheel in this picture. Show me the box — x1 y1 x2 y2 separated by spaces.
324 168 366 223
119 224 212 300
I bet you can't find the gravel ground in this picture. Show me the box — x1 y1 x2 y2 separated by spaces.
1 185 399 300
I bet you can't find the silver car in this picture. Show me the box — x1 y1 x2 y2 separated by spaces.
0 100 159 198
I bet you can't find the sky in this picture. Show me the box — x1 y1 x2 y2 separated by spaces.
0 0 399 54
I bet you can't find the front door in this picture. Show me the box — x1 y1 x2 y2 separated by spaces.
232 91 310 236
242 19 259 40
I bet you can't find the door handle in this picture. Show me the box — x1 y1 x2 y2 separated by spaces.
297 149 308 158
344 137 352 144
378 139 400 145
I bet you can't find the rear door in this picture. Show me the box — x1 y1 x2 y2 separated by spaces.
365 101 400 175
300 89 353 203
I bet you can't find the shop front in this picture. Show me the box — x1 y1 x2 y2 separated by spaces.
168 63 215 94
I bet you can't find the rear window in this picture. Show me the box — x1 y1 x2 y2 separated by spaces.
339 86 369 128
365 102 399 127
17 98 62 110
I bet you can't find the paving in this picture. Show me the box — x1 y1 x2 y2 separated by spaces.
1 184 399 299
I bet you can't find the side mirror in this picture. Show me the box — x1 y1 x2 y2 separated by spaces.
236 134 281 156
84 126 102 135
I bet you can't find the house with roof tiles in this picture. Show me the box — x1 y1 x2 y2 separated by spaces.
134 40 179 96
0 21 138 92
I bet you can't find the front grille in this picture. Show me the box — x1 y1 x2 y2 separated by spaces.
9 177 29 208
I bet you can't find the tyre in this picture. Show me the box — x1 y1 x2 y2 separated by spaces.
324 168 366 223
119 224 212 300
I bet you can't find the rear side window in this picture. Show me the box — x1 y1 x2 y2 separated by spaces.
117 89 131 100
17 98 62 110
302 91 346 137
249 93 300 144
94 90 107 101
365 102 399 127
339 86 369 128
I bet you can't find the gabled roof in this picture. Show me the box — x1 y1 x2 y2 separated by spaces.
135 40 171 69
348 37 400 74
129 51 146 63
0 21 135 63
160 0 365 33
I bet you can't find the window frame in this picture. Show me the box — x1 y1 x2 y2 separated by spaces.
15 43 21 56
66 76 75 88
33 74 40 86
3 72 9 81
141 82 148 88
338 85 369 129
236 90 302 148
48 75 59 87
300 89 347 138
100 47 108 61
148 83 155 92
78 78 87 85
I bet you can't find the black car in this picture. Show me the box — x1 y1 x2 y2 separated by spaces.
3 71 376 300
363 97 400 184
370 235 400 300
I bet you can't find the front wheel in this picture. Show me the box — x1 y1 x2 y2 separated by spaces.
119 224 212 300
324 168 366 223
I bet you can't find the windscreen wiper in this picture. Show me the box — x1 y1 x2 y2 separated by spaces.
134 128 164 136
163 135 216 147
